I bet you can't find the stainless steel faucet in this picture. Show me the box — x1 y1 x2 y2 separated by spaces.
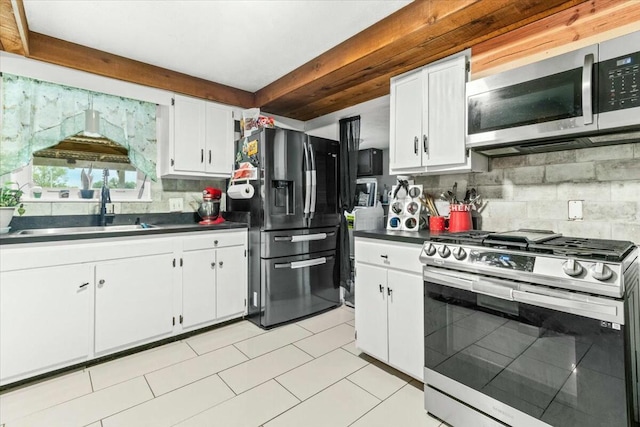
99 169 113 226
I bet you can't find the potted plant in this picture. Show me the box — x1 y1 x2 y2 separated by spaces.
80 166 94 199
0 183 26 230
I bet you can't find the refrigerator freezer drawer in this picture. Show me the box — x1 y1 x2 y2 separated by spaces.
261 226 338 258
260 250 340 327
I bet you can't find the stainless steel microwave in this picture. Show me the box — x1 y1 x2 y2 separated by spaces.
466 31 640 156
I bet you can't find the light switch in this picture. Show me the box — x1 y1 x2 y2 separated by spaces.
568 200 583 220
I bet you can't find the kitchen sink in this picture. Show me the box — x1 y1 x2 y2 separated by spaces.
15 224 157 235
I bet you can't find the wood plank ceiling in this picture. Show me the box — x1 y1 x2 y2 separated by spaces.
1 0 588 121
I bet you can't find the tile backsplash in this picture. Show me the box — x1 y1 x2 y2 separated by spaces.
19 178 227 217
414 143 640 243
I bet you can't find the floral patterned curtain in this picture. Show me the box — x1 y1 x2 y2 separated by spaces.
1 73 157 180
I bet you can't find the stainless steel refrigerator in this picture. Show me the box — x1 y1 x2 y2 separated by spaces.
228 128 341 328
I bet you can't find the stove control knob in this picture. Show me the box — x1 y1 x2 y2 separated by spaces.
590 262 613 281
452 247 467 260
562 259 583 277
438 245 451 258
424 244 437 256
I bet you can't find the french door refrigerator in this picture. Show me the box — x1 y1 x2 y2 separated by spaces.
228 128 341 328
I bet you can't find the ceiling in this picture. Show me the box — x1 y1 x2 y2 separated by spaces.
22 0 411 93
2 0 585 127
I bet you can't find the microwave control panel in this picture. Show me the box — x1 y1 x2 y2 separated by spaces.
598 50 640 112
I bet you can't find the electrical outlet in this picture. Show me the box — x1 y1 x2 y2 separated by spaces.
568 200 583 220
169 198 184 212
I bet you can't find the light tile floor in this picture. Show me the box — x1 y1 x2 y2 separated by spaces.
0 305 446 427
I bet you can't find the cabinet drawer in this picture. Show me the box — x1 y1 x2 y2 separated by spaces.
182 230 247 251
355 238 422 274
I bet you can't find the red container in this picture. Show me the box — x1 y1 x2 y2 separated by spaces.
449 210 472 232
429 216 446 232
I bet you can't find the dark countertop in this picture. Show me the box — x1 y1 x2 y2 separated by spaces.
353 228 431 245
0 212 248 246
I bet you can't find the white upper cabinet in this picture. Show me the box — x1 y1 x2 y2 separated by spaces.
160 94 234 179
390 53 487 175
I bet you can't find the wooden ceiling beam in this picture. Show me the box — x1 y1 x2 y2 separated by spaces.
25 32 255 108
260 0 586 120
0 0 30 55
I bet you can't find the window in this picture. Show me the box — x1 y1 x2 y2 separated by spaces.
11 159 151 201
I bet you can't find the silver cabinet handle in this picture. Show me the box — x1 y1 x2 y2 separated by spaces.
214 240 219 245
414 136 418 154
201 149 204 163
79 282 90 289
208 150 212 164
582 53 594 125
99 279 105 285
423 135 428 154
219 261 224 268
379 284 384 293
211 262 216 269
387 287 393 296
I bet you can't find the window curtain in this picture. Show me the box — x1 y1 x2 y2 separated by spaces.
338 116 360 290
0 73 157 179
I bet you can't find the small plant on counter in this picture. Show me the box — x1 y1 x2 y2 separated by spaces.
0 183 26 218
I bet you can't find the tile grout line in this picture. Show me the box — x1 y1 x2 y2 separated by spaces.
142 375 156 398
345 380 417 427
344 376 384 402
90 343 200 391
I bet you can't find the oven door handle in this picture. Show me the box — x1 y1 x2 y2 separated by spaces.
471 280 515 301
423 268 474 291
512 289 620 321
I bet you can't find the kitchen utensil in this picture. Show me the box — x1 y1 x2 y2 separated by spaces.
452 182 458 203
391 202 403 214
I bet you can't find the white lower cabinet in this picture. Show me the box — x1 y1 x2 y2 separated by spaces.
181 247 218 330
94 254 175 355
215 244 247 319
354 238 424 381
0 264 92 384
180 232 247 331
0 228 248 386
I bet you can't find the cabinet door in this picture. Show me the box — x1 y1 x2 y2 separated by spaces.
0 265 92 384
94 254 174 354
387 269 424 381
173 94 205 173
205 103 233 175
424 56 467 168
182 248 217 329
390 71 423 170
216 245 247 319
354 263 388 363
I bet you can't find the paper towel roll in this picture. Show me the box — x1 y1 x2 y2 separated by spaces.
227 184 255 200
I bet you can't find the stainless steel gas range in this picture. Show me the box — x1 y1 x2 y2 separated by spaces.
419 230 639 427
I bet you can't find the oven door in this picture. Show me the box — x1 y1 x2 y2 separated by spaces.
423 267 631 427
466 45 599 148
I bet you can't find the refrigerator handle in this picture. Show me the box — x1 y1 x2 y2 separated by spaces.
274 232 329 242
309 142 317 219
274 255 334 269
303 140 312 225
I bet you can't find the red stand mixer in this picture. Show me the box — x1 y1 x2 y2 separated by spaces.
197 187 225 225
